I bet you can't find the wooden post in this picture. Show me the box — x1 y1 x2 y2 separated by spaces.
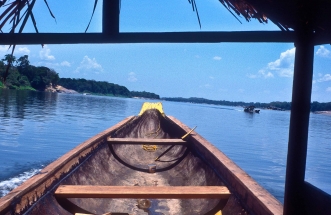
102 0 120 36
283 29 314 215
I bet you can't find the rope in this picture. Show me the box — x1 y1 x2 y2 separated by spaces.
142 145 158 152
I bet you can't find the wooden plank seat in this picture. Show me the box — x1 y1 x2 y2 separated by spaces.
107 138 187 145
55 185 231 199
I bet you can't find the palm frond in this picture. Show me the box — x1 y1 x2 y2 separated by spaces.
188 0 201 28
43 0 56 22
26 0 38 33
85 0 99 33
3 45 16 83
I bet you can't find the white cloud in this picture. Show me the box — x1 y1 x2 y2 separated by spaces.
199 84 212 89
75 56 103 74
0 45 9 52
128 72 137 82
316 46 330 57
16 47 30 55
0 45 30 56
252 48 295 78
248 69 274 79
39 45 55 61
247 74 257 79
258 69 274 78
268 48 295 77
213 56 222 61
60 61 71 67
317 74 331 82
326 87 331 92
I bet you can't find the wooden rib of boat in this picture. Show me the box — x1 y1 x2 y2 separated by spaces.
0 103 282 215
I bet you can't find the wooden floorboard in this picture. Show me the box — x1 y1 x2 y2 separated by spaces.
107 138 187 145
55 186 230 199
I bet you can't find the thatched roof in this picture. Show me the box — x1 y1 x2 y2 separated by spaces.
0 0 331 45
2 0 331 34
221 0 331 33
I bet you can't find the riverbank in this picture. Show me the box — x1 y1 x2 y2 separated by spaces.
45 85 78 94
314 111 331 115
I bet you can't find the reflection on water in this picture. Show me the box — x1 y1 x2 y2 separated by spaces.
0 90 331 204
0 90 143 183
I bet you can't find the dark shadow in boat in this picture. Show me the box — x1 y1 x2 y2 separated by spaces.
205 198 229 215
55 197 93 214
108 143 190 173
155 158 183 162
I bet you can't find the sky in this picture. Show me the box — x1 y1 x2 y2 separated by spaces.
1 0 331 103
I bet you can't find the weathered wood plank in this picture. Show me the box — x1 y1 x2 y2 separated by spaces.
107 138 187 145
55 186 230 199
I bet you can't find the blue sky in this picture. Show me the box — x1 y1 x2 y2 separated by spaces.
1 0 331 103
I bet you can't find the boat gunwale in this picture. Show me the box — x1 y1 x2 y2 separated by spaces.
0 116 135 215
167 115 283 215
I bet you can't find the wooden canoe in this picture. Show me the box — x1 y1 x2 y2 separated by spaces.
0 103 283 215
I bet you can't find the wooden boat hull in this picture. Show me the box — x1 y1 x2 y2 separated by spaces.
0 109 282 215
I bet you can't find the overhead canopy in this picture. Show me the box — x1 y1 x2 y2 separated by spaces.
221 0 331 33
0 0 330 44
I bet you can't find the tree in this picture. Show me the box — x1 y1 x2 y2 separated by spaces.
2 54 16 65
17 55 30 69
1 54 16 83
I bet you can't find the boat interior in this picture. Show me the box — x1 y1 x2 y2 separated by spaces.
9 108 247 215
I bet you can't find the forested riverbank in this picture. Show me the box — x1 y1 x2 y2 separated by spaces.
161 97 331 112
1 54 331 111
0 54 159 99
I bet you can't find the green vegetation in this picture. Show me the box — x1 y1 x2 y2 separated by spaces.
0 54 59 90
162 97 292 110
58 78 161 99
131 91 160 99
58 78 131 97
162 97 331 112
1 54 331 111
311 101 331 112
0 54 160 99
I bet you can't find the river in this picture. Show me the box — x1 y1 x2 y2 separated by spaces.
0 89 330 203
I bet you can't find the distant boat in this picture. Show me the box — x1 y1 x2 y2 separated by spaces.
244 106 260 113
83 93 91 95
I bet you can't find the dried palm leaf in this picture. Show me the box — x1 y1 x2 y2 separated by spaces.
188 0 201 28
0 0 56 83
85 0 99 32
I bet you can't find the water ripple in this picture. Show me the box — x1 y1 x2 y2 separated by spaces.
1 90 331 203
